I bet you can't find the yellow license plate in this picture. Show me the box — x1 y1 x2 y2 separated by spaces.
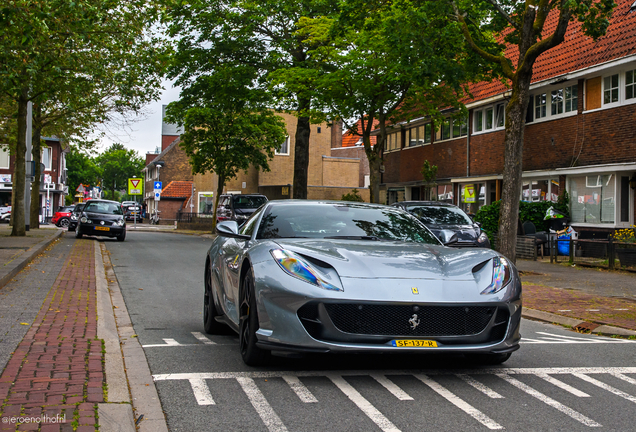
95 226 110 231
391 339 437 348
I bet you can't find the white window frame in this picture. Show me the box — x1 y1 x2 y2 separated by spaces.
603 73 620 107
566 172 632 227
0 144 9 169
472 103 505 134
626 68 636 101
275 136 290 155
41 147 52 171
527 80 579 123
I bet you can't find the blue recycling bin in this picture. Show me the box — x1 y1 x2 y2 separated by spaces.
557 234 570 256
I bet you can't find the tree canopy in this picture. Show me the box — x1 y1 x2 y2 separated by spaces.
95 144 145 200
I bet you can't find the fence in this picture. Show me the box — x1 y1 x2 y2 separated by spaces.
549 238 636 271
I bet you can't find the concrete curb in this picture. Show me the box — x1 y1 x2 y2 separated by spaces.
522 308 636 337
0 229 63 289
100 243 169 432
95 241 136 432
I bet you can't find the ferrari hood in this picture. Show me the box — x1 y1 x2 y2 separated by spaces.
272 239 498 280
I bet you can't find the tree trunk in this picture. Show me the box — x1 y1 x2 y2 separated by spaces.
292 97 311 199
498 73 532 263
211 175 225 233
30 104 42 229
10 92 28 236
364 117 386 204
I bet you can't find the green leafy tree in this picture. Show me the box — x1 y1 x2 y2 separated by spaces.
164 0 336 199
96 144 144 200
0 0 167 235
305 1 480 203
420 160 438 201
65 147 102 201
165 64 288 232
446 0 616 262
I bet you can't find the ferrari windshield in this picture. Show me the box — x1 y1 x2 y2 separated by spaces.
406 205 473 225
256 202 440 244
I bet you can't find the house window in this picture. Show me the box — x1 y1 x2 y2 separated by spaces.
275 136 289 155
485 107 493 130
0 144 9 169
603 74 619 104
495 104 504 128
441 118 451 140
453 116 468 137
474 110 483 132
626 69 636 100
408 128 417 147
570 174 616 224
564 85 578 112
551 89 564 115
535 93 547 119
198 192 215 214
42 147 52 170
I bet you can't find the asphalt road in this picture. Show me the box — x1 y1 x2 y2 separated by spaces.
106 232 636 432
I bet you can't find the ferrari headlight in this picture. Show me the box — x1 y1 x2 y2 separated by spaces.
271 249 342 291
480 256 512 295
477 231 489 243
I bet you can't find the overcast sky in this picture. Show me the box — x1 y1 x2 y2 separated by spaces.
97 80 181 157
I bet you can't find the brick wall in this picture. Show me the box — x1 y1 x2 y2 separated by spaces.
330 146 369 187
157 198 185 222
321 157 359 187
162 135 179 151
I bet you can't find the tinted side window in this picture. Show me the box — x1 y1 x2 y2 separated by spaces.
239 206 264 237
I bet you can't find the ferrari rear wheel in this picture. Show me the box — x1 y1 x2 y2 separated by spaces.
239 269 270 366
203 263 223 334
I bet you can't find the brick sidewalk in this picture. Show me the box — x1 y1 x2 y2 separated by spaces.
0 240 103 432
524 283 636 331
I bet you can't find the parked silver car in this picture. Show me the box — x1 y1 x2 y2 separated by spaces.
204 200 521 366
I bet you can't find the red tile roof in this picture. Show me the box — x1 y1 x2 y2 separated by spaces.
161 181 194 198
467 0 636 102
342 119 378 147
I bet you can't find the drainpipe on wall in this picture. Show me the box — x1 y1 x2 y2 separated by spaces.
466 129 470 178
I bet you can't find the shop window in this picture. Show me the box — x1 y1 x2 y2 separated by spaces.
626 69 636 100
275 136 289 155
0 144 9 169
459 183 486 216
521 179 558 203
570 174 615 224
535 93 547 119
603 74 619 105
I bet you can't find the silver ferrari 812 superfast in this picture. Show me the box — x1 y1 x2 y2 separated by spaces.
204 200 521 366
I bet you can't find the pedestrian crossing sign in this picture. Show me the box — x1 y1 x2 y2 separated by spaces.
128 178 142 195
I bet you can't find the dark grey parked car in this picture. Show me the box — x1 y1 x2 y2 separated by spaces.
216 194 268 225
68 203 86 231
392 201 491 248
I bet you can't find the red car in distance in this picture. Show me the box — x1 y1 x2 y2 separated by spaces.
51 205 75 228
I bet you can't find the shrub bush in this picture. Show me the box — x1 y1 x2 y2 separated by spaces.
341 189 365 202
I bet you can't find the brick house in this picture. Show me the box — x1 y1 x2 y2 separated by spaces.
378 0 636 238
0 137 69 221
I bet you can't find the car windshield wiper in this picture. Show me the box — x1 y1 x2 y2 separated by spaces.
324 235 381 241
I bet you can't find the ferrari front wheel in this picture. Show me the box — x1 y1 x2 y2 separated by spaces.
239 269 270 366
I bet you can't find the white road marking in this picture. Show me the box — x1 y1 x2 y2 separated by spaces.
415 374 503 430
282 375 318 403
535 373 590 397
189 378 215 405
370 374 413 401
496 374 601 427
236 377 288 432
536 332 605 342
520 332 636 344
327 374 401 432
610 372 636 386
573 374 636 404
457 374 504 399
142 338 184 347
191 332 216 345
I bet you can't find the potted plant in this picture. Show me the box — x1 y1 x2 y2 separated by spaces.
612 226 636 268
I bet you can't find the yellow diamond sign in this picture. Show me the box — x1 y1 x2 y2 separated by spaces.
128 178 142 195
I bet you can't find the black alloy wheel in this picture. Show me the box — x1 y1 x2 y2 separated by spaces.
239 269 270 366
116 230 126 242
203 262 223 334
59 218 70 228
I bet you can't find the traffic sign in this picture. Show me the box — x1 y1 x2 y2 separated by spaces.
128 178 142 195
154 181 162 191
154 191 161 201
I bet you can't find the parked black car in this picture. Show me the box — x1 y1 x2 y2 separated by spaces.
74 199 126 241
68 203 86 231
216 194 268 225
122 202 141 221
392 201 491 248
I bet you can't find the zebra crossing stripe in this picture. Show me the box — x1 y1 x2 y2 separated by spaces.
496 374 601 427
457 374 504 399
415 374 503 430
189 378 215 405
611 372 636 386
535 373 590 397
371 374 414 401
237 377 288 432
282 375 318 403
191 332 216 345
573 374 636 404
328 374 401 432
